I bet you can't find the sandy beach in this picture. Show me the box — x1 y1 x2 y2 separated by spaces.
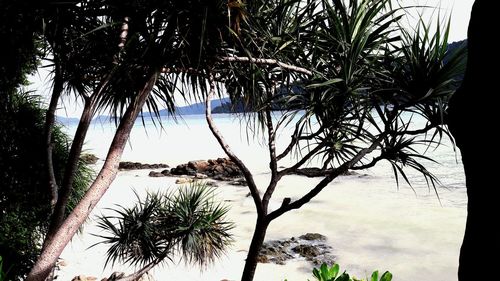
55 114 467 281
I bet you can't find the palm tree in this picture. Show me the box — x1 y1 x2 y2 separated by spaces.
94 183 233 280
205 1 466 280
27 1 232 280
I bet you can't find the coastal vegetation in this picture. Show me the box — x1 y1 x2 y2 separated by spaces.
94 183 233 281
0 0 472 281
0 91 94 280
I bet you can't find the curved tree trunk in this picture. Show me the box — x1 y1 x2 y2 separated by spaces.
241 217 269 281
45 98 94 243
447 1 499 280
45 60 64 209
26 72 159 281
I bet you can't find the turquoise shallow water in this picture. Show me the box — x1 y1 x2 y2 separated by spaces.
58 112 466 281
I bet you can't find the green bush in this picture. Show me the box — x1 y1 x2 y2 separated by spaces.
309 263 392 281
0 256 7 281
0 92 94 280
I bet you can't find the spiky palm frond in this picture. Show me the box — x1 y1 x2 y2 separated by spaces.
94 183 233 270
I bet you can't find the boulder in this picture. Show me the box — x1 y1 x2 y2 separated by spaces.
299 233 327 241
148 171 165 177
292 244 320 258
257 233 335 266
119 161 169 170
188 160 210 172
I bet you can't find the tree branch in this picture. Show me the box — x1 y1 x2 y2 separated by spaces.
268 135 385 221
387 123 438 136
276 123 326 161
262 91 278 211
278 140 328 177
116 260 157 281
205 74 264 216
218 56 313 76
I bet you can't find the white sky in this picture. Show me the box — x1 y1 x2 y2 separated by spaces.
28 0 475 118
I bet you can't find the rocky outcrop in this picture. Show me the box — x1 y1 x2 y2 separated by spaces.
152 158 245 185
119 162 169 170
257 233 335 266
170 158 242 179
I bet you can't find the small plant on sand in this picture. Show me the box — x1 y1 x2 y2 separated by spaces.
310 263 392 281
94 182 233 280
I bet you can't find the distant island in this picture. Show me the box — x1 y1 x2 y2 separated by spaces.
57 40 466 123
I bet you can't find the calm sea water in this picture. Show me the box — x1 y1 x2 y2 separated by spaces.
58 113 467 281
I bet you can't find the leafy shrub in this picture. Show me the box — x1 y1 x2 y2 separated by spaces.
0 93 94 280
310 263 392 281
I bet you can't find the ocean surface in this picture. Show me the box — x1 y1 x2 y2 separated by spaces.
57 113 467 281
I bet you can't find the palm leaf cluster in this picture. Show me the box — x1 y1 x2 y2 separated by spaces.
95 183 233 269
242 0 467 187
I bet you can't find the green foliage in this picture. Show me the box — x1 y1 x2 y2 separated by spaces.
95 182 233 270
0 92 94 280
0 256 7 281
309 263 392 281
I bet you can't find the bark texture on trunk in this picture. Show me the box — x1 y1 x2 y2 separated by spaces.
26 72 159 281
46 99 94 241
447 1 499 280
241 218 269 281
45 61 64 209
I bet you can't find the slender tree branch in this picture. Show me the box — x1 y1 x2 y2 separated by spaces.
268 135 385 221
116 260 157 281
218 56 313 76
276 123 326 161
205 74 264 217
351 155 385 170
45 59 64 210
278 140 328 177
262 90 278 211
387 123 438 136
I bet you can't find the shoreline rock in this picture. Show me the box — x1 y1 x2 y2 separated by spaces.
147 158 245 185
257 233 335 266
119 161 169 170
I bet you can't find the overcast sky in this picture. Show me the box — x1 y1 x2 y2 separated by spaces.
29 0 475 118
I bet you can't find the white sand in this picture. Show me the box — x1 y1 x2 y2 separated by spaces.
56 115 467 281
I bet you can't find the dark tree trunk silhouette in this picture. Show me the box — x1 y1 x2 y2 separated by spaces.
241 217 269 281
45 98 94 240
45 60 63 209
26 72 159 281
447 1 499 280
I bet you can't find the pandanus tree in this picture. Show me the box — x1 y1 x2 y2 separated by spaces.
95 184 233 281
28 1 233 280
203 0 466 280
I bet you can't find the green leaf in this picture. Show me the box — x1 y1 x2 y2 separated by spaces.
380 271 393 281
306 78 344 89
330 263 340 278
